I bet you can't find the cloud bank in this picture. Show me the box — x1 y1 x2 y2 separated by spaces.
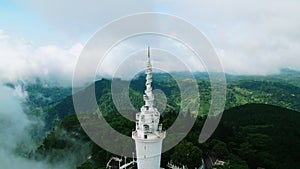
0 85 70 169
0 29 82 86
159 0 300 75
1 0 300 86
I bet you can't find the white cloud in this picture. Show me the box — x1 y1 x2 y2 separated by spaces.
0 30 82 86
96 35 206 80
156 0 300 74
3 0 300 81
0 85 74 169
16 0 153 39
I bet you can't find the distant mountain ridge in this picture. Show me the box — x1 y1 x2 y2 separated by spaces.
37 71 300 130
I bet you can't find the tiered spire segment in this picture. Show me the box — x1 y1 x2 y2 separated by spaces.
144 46 154 108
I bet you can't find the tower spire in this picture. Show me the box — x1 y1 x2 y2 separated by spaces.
144 46 154 107
132 46 166 169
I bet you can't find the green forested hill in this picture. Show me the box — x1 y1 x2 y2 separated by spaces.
34 103 300 169
26 71 300 168
42 72 300 131
211 103 300 169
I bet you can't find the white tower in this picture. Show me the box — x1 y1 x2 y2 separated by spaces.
132 46 166 169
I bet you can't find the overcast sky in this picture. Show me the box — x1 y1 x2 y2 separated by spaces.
1 0 300 86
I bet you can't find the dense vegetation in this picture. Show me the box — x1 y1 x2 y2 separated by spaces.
212 104 300 169
33 103 300 169
41 71 300 131
23 70 300 168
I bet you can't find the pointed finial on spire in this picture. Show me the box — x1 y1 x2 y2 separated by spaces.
148 45 150 59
